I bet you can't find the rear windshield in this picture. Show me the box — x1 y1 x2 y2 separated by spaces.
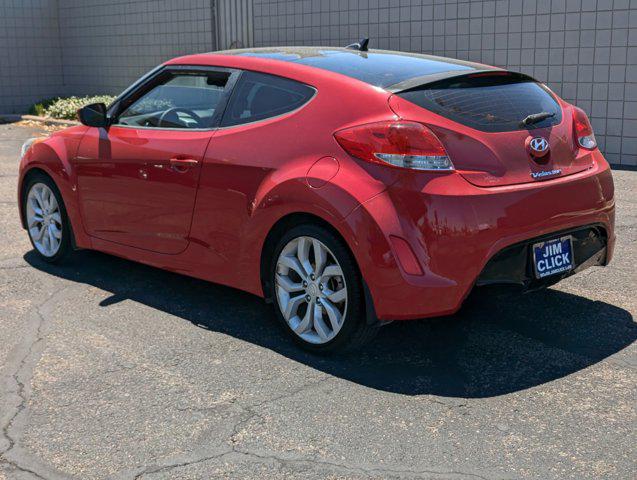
397 73 562 132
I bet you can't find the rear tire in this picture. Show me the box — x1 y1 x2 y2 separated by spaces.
268 224 378 353
22 172 72 263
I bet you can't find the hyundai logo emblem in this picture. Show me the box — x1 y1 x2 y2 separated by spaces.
527 136 550 158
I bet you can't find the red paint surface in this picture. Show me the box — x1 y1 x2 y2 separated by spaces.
306 156 339 189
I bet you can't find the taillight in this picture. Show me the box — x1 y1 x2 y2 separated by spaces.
334 121 453 171
572 107 597 150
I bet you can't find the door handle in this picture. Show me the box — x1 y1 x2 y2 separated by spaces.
169 157 199 172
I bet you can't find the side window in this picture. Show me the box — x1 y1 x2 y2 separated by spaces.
221 71 315 127
116 71 230 129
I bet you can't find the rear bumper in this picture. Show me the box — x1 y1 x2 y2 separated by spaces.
344 154 615 320
476 224 608 290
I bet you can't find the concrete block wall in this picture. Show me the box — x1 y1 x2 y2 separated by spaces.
0 0 216 113
58 0 216 96
253 0 637 166
0 0 65 113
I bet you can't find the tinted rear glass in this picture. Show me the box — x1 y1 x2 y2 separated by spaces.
397 74 562 132
221 71 314 127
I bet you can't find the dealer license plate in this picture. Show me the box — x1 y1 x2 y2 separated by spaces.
532 236 574 279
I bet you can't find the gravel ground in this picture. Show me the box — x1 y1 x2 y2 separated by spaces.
0 123 635 480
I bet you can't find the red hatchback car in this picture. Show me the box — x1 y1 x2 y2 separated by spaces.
18 46 615 352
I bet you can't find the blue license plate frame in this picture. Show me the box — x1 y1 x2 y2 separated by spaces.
532 235 574 279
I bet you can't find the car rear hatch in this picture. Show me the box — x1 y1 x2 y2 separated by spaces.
388 71 595 187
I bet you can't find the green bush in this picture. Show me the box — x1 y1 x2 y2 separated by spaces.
28 97 59 117
32 95 117 120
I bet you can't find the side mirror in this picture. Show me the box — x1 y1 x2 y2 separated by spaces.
77 103 109 127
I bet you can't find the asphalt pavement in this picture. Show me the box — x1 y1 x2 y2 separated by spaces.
0 123 635 480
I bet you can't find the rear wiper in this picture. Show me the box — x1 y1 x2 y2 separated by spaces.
520 111 555 127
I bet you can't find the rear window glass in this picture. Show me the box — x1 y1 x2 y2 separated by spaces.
397 73 562 132
221 71 314 127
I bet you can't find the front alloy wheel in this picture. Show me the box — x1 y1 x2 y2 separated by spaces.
23 174 71 263
27 183 63 257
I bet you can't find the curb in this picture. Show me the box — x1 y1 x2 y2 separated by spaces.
0 114 22 123
0 114 79 126
21 115 80 126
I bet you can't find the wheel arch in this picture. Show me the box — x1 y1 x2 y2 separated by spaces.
260 213 343 293
259 211 380 326
19 166 80 250
19 166 59 228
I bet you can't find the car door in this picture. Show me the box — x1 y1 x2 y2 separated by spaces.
75 67 238 254
188 70 317 267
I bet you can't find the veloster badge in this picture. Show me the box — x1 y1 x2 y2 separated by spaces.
531 169 561 179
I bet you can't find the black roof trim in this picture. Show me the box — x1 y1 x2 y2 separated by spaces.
389 70 540 93
386 68 507 92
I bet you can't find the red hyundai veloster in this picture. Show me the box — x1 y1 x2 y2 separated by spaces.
18 45 615 352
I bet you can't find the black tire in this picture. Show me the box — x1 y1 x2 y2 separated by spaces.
268 223 378 353
22 172 73 263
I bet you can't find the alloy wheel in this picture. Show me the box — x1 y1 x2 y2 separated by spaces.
275 236 348 344
26 183 63 257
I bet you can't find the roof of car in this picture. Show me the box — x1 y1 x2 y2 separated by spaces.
172 47 503 92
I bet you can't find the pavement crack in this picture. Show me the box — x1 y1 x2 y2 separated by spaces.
248 375 332 410
0 284 73 479
131 377 487 480
228 376 333 446
1 311 46 456
0 265 29 270
229 449 493 480
131 449 232 480
133 376 490 479
130 377 332 480
135 448 492 480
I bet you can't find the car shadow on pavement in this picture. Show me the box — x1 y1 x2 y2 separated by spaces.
25 249 636 398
